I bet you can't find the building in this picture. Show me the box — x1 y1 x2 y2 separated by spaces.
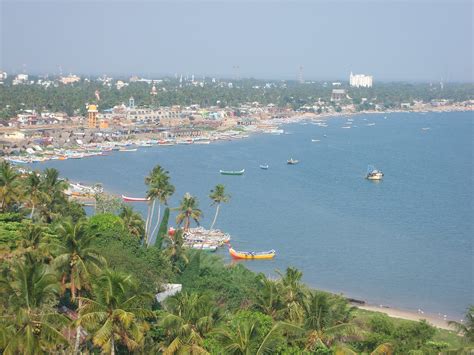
87 104 98 128
349 72 373 88
331 89 346 102
0 71 7 84
59 75 81 84
13 74 29 85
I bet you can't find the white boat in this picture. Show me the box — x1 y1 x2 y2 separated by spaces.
119 148 138 152
287 159 299 165
311 139 320 142
366 165 384 180
260 164 269 170
421 127 431 131
367 123 376 126
341 126 351 129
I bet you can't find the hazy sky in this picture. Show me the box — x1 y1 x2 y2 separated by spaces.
1 0 472 81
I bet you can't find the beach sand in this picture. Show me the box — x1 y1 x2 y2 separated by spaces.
355 304 455 330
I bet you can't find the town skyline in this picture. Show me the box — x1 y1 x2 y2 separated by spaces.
1 0 472 82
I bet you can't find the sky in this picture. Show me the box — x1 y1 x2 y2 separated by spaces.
1 0 472 82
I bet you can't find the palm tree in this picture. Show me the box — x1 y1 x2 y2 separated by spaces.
16 224 53 264
163 229 189 272
214 318 300 355
119 205 145 240
0 260 69 354
175 193 202 231
209 184 230 230
78 269 154 355
38 168 68 222
24 171 45 220
277 267 307 323
54 219 106 354
145 165 175 246
449 306 474 342
159 292 216 354
253 276 283 320
0 161 20 212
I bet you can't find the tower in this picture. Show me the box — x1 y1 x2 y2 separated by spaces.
87 104 98 128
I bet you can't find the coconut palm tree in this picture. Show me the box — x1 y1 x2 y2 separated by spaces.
0 260 69 354
119 205 145 240
214 318 300 355
209 184 230 230
277 267 307 323
448 306 474 342
16 224 53 264
38 168 68 222
159 292 217 354
78 269 154 355
145 165 175 246
163 229 189 272
253 276 284 320
54 219 106 354
23 172 44 219
175 193 202 231
0 161 20 212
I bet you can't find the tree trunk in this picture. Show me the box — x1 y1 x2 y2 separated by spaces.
150 204 161 245
111 335 115 355
30 203 35 219
145 201 152 236
146 200 156 245
210 204 220 230
74 297 82 354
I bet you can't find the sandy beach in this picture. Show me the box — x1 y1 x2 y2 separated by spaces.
355 304 456 330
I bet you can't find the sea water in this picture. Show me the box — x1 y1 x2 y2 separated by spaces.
31 111 473 319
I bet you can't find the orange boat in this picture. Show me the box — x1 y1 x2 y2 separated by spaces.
229 247 276 260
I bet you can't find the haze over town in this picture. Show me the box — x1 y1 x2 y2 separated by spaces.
1 0 472 82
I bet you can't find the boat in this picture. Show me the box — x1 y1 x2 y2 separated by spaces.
219 169 245 175
119 148 138 152
229 247 276 260
341 126 351 129
366 165 384 180
121 195 150 202
311 139 320 142
287 159 299 165
259 164 269 170
421 127 431 131
367 123 376 126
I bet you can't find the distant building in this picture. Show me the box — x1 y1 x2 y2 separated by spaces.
13 74 29 85
59 75 81 84
0 71 7 84
87 104 98 128
349 72 373 88
331 89 346 102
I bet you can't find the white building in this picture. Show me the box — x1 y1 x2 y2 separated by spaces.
13 74 29 85
0 71 7 82
349 72 373 88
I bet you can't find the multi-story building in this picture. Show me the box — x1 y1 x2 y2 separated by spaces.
349 72 373 88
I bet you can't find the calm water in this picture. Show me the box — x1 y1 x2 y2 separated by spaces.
31 111 473 318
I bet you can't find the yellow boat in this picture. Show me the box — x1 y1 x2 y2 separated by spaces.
229 247 276 260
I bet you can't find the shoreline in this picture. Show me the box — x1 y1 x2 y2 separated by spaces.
354 304 455 331
9 109 470 328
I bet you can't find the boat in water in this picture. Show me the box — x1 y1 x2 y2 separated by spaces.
366 165 384 180
121 195 150 202
311 139 320 142
229 247 276 260
119 148 138 152
220 169 245 175
287 158 299 165
260 164 269 170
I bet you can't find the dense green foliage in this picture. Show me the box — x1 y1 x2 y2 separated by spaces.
0 161 472 354
1 77 473 119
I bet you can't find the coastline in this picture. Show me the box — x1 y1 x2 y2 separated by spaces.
354 304 455 331
7 109 471 328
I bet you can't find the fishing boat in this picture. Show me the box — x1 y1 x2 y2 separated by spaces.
287 159 299 165
119 148 138 152
121 195 150 202
366 165 384 180
229 247 276 260
311 139 320 142
219 169 245 175
259 164 269 170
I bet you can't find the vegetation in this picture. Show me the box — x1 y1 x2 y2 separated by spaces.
1 77 473 120
0 161 472 354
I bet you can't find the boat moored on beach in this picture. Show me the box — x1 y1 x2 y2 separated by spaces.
220 169 245 175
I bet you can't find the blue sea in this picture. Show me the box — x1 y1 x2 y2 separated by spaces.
30 111 473 319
